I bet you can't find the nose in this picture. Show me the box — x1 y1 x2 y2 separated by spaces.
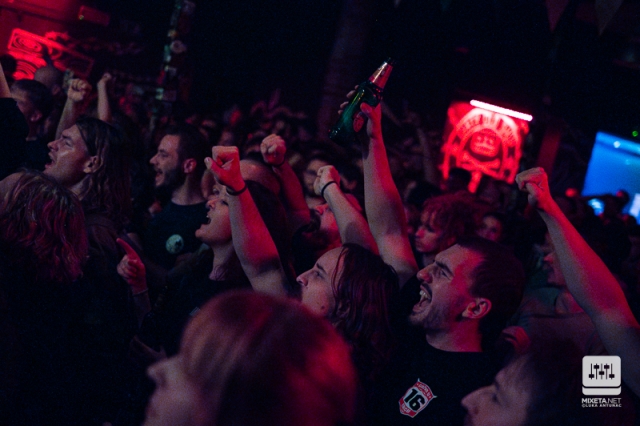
146 358 167 385
460 386 484 416
296 272 308 287
47 139 58 151
149 154 158 165
416 265 433 283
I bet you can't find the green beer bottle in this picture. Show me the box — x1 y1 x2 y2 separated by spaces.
329 58 395 145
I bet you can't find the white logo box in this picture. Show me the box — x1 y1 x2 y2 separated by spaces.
582 356 621 396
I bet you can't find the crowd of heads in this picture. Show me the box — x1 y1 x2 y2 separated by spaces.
2 59 639 426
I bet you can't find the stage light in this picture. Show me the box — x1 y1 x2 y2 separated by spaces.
470 100 533 122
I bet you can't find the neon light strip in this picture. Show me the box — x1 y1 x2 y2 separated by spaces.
470 100 533 122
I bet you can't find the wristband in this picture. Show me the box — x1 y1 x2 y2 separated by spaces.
226 182 248 196
133 288 149 296
320 181 337 199
273 158 286 168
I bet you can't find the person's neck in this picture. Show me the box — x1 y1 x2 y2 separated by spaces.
209 244 235 281
171 178 205 206
425 326 483 353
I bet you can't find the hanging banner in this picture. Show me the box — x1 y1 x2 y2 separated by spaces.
440 100 530 192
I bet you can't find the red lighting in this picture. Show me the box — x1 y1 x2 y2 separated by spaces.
470 100 533 122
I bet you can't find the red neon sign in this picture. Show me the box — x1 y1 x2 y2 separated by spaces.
440 100 530 192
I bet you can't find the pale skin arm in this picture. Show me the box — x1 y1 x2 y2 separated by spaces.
516 167 640 397
207 146 288 296
353 99 418 286
96 72 113 124
314 165 378 253
56 78 92 138
260 134 311 232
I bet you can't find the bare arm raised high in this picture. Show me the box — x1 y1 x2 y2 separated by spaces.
354 100 418 286
517 167 640 396
313 164 378 253
207 146 288 296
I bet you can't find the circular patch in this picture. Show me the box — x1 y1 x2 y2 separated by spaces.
165 234 185 254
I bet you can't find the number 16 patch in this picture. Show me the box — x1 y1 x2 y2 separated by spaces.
399 380 437 418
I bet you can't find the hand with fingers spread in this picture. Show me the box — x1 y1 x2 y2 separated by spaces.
515 167 556 213
260 133 287 167
314 165 340 198
66 78 92 104
116 238 147 295
205 146 245 193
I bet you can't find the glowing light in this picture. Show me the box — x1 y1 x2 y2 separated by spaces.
632 130 639 137
613 141 621 148
469 100 533 122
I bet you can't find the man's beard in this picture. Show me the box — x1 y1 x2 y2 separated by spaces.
155 166 186 201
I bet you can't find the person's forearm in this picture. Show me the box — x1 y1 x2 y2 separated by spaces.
540 204 634 318
273 161 311 231
97 86 112 123
229 186 287 296
56 99 84 138
323 183 378 253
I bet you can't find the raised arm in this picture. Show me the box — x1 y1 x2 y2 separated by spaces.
260 134 311 232
357 101 418 286
56 78 92 138
516 167 640 396
313 164 378 253
207 146 288 296
96 72 113 124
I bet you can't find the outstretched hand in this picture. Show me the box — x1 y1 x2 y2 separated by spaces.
116 238 147 294
260 134 286 167
515 167 556 213
205 146 245 193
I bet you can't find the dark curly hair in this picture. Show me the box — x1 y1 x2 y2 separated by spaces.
0 171 88 283
420 192 480 253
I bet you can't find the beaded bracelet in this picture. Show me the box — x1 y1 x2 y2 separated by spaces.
227 183 248 196
320 181 337 199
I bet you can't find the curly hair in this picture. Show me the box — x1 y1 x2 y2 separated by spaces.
0 171 88 283
75 116 132 229
420 192 480 252
330 243 399 382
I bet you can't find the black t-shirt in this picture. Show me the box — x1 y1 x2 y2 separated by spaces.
369 275 500 426
143 201 207 270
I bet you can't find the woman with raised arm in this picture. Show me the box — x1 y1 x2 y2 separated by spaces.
207 145 398 412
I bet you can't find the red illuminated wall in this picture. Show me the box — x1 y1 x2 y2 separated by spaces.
0 0 87 77
440 100 530 192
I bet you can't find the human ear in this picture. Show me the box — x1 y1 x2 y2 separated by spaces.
183 158 197 174
462 298 491 320
83 156 101 173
